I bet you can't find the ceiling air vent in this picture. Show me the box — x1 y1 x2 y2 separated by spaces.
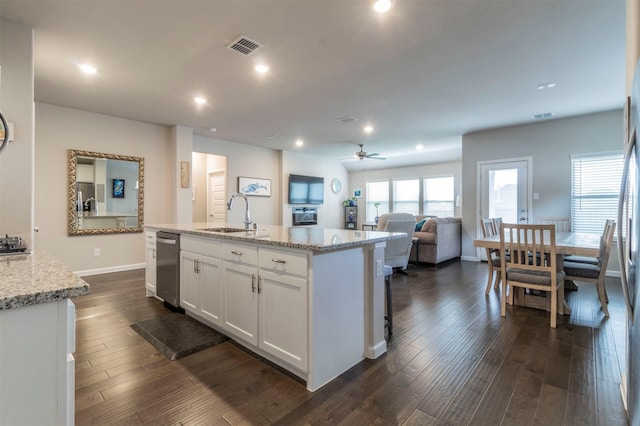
533 112 553 120
337 116 358 123
226 36 263 57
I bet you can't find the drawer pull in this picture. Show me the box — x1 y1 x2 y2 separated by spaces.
272 258 286 264
231 251 243 256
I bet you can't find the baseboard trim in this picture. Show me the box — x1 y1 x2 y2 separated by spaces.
74 263 145 277
461 256 479 262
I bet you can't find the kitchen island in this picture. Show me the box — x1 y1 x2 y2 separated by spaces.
0 250 89 425
145 222 405 391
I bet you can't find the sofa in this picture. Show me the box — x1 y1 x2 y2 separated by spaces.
410 216 461 265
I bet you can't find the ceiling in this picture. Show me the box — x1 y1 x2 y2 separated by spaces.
0 0 626 171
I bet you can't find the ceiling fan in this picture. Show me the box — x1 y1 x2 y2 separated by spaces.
353 144 386 161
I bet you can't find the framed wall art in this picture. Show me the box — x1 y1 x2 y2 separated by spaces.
238 177 271 197
112 178 125 198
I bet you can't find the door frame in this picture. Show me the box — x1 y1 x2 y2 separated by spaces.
476 157 533 258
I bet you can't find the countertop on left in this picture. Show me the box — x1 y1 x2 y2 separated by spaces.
0 250 90 310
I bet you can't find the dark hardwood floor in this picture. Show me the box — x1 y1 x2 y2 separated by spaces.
74 260 629 425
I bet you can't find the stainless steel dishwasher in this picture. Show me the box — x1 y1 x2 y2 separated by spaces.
156 231 181 310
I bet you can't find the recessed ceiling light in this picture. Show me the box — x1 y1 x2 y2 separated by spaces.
536 82 557 90
194 96 207 105
416 144 424 151
78 64 97 75
373 0 392 13
295 139 304 147
255 64 269 74
364 125 374 134
209 127 217 132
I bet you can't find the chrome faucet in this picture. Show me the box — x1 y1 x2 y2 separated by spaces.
227 192 252 229
84 197 98 215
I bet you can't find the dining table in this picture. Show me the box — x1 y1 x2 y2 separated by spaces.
474 231 602 315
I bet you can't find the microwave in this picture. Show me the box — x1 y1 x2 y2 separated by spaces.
292 207 318 226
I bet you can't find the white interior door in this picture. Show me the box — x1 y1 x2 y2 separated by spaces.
207 170 226 223
478 158 532 259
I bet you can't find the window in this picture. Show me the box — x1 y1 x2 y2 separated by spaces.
423 176 454 217
571 152 623 235
365 181 389 222
392 178 420 215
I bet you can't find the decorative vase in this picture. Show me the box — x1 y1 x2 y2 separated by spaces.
375 216 379 224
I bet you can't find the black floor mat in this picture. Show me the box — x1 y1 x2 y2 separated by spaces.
131 313 228 360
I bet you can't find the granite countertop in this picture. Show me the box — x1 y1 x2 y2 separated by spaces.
0 250 90 310
146 222 405 252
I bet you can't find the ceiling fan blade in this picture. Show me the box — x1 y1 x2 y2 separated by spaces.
367 156 386 160
366 153 380 157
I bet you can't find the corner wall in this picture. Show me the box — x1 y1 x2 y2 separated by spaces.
461 109 623 267
34 103 172 272
0 18 34 242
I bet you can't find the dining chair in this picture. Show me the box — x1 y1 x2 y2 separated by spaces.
563 219 616 317
499 223 565 328
480 218 502 294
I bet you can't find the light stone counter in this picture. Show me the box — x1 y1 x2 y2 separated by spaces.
145 222 405 252
0 250 90 310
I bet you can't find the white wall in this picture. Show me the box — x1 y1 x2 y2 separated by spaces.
281 150 349 229
194 135 281 226
461 109 623 265
34 103 172 273
349 161 463 225
0 18 34 242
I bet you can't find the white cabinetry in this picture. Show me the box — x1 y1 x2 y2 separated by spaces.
180 236 224 326
222 242 259 345
145 231 157 296
259 270 307 370
178 236 310 374
0 299 76 425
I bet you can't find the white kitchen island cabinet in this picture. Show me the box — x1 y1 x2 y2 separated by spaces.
0 250 89 425
145 231 156 296
145 223 404 392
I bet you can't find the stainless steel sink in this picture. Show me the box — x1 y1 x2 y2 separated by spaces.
199 227 248 233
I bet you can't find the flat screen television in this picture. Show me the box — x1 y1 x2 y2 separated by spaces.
288 174 324 205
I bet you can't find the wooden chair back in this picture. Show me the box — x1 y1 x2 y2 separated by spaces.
499 223 564 328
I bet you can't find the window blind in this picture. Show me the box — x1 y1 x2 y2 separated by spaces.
570 152 623 235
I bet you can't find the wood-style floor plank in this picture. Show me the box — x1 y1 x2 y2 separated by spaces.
73 261 630 425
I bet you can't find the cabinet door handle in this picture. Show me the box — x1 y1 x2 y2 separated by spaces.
196 259 200 274
231 250 243 256
193 259 197 274
258 276 262 293
271 258 286 264
251 274 256 293
152 248 156 260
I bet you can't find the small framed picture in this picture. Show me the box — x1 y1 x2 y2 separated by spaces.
238 176 271 197
112 179 125 198
354 188 362 198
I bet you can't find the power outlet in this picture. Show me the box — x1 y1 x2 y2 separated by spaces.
376 259 383 277
94 248 101 257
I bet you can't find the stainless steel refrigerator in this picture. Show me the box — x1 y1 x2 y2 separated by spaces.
618 58 640 425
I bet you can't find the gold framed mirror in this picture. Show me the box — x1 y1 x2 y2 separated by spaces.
68 149 144 236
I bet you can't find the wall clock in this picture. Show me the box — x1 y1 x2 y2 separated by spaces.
331 178 341 194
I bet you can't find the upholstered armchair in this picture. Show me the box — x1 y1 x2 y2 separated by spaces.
376 213 416 273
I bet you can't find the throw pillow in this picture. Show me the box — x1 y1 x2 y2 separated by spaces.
415 218 427 232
